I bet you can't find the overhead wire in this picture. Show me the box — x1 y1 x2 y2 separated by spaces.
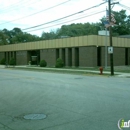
118 3 130 11
26 10 105 33
0 0 35 13
0 0 46 14
0 0 71 25
0 0 27 10
22 1 107 31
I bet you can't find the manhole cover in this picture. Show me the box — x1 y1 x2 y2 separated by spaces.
24 114 46 120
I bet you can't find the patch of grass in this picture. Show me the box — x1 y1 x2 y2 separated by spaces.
6 66 112 77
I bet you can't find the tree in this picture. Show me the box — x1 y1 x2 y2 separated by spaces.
0 31 9 45
1 28 41 44
101 9 130 36
41 31 57 40
56 23 101 38
112 10 130 35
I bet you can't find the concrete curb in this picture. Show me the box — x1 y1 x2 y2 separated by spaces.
2 65 130 78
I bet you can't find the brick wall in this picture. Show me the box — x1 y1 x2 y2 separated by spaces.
113 47 125 66
0 52 5 61
100 47 126 67
79 46 97 67
13 46 129 67
72 48 79 67
59 48 65 65
40 49 56 67
128 48 130 65
16 51 28 65
65 48 72 67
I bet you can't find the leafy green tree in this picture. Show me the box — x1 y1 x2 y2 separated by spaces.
56 23 101 38
112 10 130 35
100 9 130 36
41 31 57 40
1 28 41 44
0 31 9 45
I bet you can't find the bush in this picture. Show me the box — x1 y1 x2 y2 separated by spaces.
40 60 47 67
9 57 16 66
55 58 64 68
0 58 6 65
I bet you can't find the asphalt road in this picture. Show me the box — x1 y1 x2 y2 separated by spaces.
0 68 130 130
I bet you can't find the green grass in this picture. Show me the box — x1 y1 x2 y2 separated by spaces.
6 65 130 76
6 66 112 77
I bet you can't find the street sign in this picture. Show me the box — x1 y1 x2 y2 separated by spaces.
108 46 113 54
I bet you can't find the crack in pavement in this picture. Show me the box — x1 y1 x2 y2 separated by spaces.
0 122 14 130
0 113 15 130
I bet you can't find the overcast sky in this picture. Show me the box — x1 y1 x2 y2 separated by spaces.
0 0 130 36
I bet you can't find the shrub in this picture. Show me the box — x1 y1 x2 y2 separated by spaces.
9 58 16 66
28 61 31 65
55 58 64 68
40 60 47 67
0 58 6 65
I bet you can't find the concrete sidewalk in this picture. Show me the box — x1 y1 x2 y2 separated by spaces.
1 65 130 78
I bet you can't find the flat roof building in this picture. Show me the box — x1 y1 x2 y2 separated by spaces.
0 35 130 67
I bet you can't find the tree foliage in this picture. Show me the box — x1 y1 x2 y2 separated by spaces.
0 9 129 45
0 31 9 45
100 9 130 36
0 27 41 45
112 10 130 35
41 9 130 39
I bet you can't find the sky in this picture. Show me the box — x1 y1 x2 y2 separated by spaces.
0 0 130 36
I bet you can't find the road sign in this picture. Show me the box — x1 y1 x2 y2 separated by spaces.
108 46 113 54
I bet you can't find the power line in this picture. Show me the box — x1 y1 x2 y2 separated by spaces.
26 10 105 33
0 0 71 25
0 0 35 13
118 3 130 11
22 1 107 31
0 0 27 10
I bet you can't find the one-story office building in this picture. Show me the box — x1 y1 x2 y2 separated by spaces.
0 35 130 67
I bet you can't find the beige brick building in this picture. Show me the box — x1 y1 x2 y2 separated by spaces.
0 35 130 67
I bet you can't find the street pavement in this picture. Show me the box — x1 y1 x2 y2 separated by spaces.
0 68 130 130
1 65 130 77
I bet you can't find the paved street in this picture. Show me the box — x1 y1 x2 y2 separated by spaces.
0 68 130 130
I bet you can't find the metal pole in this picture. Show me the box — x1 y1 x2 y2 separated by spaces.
108 0 114 75
105 28 108 68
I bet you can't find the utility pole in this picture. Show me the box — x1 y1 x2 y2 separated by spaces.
105 27 108 68
108 0 114 75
